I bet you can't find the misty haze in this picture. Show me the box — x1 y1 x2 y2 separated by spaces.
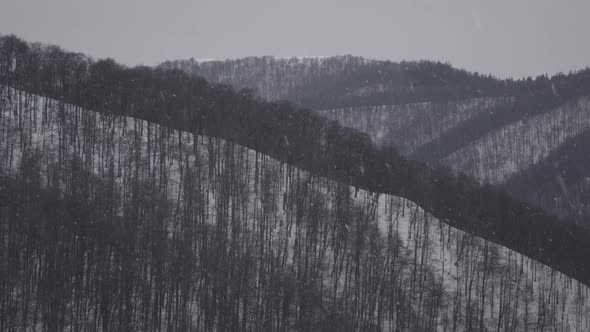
1 1 590 331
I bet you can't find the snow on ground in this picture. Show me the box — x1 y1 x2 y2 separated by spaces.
1 88 589 330
318 96 514 155
445 95 590 184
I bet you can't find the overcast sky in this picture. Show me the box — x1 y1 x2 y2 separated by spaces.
1 0 589 78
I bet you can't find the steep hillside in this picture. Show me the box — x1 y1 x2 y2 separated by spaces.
2 88 589 331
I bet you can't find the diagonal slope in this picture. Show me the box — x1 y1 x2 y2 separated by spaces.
503 129 590 225
444 96 590 184
317 96 514 155
1 88 589 331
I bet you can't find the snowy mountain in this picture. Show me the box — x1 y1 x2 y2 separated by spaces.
2 87 589 331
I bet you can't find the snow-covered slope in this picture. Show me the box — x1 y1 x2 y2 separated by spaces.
317 97 514 155
317 92 590 226
445 95 590 184
1 88 589 330
163 55 590 227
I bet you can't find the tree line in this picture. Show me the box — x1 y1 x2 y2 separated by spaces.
160 56 513 110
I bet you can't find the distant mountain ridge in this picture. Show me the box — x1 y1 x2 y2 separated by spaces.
160 56 509 110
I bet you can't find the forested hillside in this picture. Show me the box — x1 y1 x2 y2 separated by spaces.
503 130 590 225
168 56 590 227
2 35 590 330
160 56 511 110
318 96 514 155
2 85 590 331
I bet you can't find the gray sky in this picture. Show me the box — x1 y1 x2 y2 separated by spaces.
1 0 589 78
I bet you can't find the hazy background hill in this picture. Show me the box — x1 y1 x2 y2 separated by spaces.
161 57 590 226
